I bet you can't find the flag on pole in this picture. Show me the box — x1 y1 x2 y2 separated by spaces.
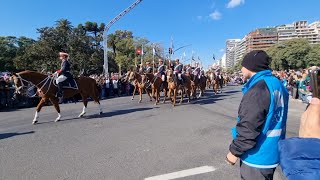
170 36 174 49
141 45 144 55
152 47 156 56
136 48 142 55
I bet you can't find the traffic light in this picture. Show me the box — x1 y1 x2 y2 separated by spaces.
169 48 173 54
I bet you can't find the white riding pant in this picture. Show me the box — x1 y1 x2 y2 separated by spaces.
56 75 67 84
178 73 182 80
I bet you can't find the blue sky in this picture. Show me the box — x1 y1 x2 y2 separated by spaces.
1 0 319 68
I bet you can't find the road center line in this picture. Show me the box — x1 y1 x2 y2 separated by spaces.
144 166 216 180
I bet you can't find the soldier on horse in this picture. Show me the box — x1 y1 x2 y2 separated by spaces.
145 61 153 74
55 52 74 97
174 59 184 86
156 59 166 82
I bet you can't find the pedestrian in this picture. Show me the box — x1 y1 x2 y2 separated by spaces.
226 50 289 180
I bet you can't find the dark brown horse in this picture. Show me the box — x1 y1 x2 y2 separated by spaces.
190 74 207 98
126 70 152 103
206 71 220 94
143 73 168 105
11 70 102 124
166 70 192 107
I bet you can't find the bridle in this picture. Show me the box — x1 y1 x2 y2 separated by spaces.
14 73 53 97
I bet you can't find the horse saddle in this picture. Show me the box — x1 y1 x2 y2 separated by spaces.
54 78 78 90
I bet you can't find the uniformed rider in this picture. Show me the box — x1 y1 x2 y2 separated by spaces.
156 59 166 82
174 59 184 85
55 52 73 97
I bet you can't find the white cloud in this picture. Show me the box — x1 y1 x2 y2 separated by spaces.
226 0 245 8
219 48 225 52
209 10 221 20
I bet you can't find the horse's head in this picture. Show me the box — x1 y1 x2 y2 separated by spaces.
10 73 29 98
128 71 137 82
166 69 174 82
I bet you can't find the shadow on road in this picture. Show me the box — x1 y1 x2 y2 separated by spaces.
85 107 154 119
0 131 35 140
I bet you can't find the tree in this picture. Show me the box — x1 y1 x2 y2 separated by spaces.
267 38 311 70
0 36 18 71
306 44 320 67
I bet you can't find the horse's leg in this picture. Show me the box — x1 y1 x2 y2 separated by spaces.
49 97 61 122
154 88 158 106
162 88 166 104
138 87 142 103
179 88 184 104
168 88 172 103
152 87 156 101
32 97 48 124
132 85 137 100
93 97 103 115
147 88 153 101
79 95 88 117
157 88 160 103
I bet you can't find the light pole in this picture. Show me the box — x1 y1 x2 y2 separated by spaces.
103 0 143 76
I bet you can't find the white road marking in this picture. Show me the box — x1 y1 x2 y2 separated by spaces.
144 166 216 180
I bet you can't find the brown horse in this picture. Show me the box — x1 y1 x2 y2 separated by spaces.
143 73 168 105
166 70 192 107
126 70 152 103
207 71 220 94
11 70 102 124
190 74 207 98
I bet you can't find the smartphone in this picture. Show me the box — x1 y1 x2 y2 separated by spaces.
309 69 320 98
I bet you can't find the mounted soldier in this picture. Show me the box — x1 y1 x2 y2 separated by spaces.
55 52 73 97
174 59 184 86
156 59 166 82
145 61 153 74
185 64 192 75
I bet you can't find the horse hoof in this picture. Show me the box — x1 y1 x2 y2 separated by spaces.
32 121 38 125
131 98 134 100
55 119 60 122
139 100 142 103
99 111 103 115
78 113 86 118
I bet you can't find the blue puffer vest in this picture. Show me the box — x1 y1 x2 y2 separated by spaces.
232 70 289 169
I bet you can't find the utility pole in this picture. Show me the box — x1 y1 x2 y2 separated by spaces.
103 0 143 76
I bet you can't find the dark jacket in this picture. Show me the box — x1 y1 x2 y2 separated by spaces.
158 65 165 75
279 137 320 179
229 80 270 157
59 60 71 76
145 66 152 74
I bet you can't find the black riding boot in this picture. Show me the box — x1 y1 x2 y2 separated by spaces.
56 83 63 97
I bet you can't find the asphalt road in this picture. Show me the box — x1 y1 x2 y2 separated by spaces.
0 85 306 180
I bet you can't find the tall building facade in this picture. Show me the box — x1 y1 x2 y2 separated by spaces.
277 21 320 44
224 20 320 68
225 39 240 68
234 37 247 65
246 28 278 52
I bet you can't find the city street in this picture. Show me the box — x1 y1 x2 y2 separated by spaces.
0 85 306 180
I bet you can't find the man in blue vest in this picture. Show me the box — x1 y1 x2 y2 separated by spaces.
226 50 289 180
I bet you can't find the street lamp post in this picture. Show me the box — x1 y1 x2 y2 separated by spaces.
103 0 143 76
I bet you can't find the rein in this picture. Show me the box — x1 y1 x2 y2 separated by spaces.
15 73 53 97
